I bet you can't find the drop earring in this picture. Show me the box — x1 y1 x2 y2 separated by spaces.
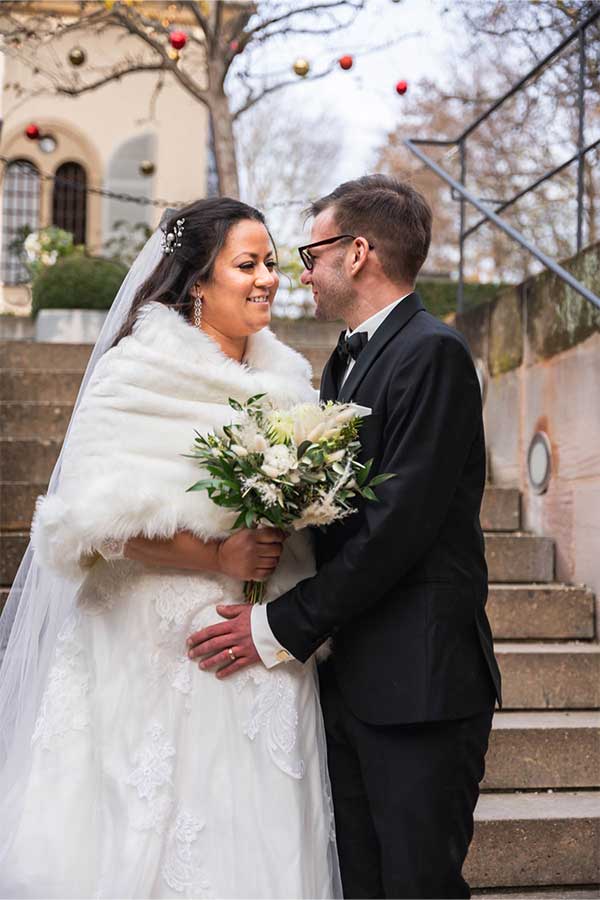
193 291 202 328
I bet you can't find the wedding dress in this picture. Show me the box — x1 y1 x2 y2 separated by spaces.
0 294 340 898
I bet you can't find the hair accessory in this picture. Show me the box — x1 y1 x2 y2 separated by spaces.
160 217 186 255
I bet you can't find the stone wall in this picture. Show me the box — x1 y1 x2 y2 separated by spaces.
455 242 600 606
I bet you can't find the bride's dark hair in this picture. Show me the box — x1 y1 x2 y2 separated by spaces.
112 197 271 345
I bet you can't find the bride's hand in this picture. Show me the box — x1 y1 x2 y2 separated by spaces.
216 528 286 581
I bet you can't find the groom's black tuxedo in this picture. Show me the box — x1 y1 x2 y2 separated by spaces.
267 293 501 899
268 293 501 721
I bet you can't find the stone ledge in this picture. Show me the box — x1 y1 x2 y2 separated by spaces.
467 791 600 888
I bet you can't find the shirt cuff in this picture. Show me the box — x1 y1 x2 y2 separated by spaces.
250 603 295 668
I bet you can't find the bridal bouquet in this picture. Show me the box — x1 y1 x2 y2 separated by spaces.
186 394 393 604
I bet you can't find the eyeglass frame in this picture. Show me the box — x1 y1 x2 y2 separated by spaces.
297 233 374 271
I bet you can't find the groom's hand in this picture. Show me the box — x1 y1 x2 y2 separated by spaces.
187 604 260 678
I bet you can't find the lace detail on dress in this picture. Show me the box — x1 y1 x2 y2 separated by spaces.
238 668 305 780
125 722 176 835
161 809 213 898
151 577 225 705
31 612 90 749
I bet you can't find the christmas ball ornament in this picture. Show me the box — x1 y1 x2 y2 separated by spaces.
68 47 86 67
229 39 240 53
167 48 180 62
339 55 353 70
293 58 310 77
25 123 40 140
395 80 408 95
139 160 155 176
169 30 187 50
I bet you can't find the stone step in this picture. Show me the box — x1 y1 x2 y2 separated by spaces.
0 482 45 530
466 791 600 888
0 401 73 439
483 711 600 790
1 438 61 483
481 487 521 532
0 532 29 585
487 584 595 640
485 534 554 583
496 643 600 709
0 370 84 402
0 341 92 371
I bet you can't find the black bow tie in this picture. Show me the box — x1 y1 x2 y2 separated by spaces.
336 330 369 366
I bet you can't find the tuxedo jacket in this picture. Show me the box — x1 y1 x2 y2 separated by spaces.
267 293 502 725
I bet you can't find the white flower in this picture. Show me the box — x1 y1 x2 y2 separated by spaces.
237 423 269 453
326 450 346 463
230 444 248 457
40 250 58 266
287 402 327 445
293 497 354 529
267 410 295 444
261 444 296 477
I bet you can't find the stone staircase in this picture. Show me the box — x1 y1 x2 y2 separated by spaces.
1 339 599 894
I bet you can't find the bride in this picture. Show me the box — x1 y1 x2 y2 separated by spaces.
0 199 340 899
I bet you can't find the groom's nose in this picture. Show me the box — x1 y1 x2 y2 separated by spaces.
300 269 312 285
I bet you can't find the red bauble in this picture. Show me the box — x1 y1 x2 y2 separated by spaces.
395 80 408 95
25 123 40 140
229 39 240 53
169 30 187 51
339 54 353 70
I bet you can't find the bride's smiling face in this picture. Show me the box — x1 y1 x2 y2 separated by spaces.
198 219 279 339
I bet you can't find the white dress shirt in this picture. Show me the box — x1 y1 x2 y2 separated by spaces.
251 293 411 668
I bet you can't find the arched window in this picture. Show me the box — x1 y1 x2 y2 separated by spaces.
1 159 41 285
53 161 87 245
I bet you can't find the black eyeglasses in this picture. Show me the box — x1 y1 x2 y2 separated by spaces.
297 234 374 271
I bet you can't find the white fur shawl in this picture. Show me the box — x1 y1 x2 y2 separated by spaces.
32 302 317 581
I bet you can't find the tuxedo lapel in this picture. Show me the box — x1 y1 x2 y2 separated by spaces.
337 293 425 402
320 350 343 402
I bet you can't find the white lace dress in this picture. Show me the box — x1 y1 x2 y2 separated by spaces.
3 551 338 899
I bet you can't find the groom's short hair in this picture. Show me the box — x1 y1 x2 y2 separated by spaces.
308 174 432 285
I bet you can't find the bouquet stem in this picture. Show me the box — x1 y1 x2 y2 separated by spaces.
244 579 266 605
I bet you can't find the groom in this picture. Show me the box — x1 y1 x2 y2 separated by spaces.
188 175 502 898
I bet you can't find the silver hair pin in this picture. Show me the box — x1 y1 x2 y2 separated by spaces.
160 217 186 255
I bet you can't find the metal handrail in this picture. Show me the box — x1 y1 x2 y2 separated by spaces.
404 8 600 313
404 140 600 312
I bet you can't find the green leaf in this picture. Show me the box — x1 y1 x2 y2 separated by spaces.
244 509 256 528
247 392 267 406
185 479 214 493
368 472 396 487
232 511 247 530
357 458 373 486
228 397 243 411
361 486 378 502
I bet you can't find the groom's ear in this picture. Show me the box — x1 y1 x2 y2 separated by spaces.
349 237 371 276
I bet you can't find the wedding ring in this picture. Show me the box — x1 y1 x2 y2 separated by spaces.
227 647 237 662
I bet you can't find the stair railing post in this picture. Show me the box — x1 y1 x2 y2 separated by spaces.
576 23 586 252
458 139 467 315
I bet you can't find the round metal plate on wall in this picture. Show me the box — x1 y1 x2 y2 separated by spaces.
527 431 552 494
38 135 57 154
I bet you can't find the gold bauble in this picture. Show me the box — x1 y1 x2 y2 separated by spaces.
139 160 155 176
293 58 310 78
167 48 180 61
68 47 86 67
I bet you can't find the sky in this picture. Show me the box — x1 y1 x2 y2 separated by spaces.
231 0 458 186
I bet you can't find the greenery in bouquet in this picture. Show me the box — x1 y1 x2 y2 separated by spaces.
186 394 393 604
